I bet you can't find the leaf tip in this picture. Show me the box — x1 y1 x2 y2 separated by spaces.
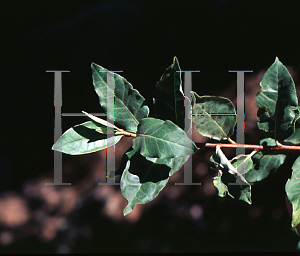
91 62 105 72
275 56 282 65
172 56 180 70
123 203 134 216
52 141 62 153
291 219 299 228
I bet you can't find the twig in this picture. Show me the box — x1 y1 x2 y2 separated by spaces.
114 129 137 137
194 142 300 151
228 137 237 144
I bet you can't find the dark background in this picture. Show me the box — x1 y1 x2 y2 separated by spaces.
1 0 300 253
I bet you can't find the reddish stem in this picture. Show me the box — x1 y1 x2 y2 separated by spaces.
194 142 300 151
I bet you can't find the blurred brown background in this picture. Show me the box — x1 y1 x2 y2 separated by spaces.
1 0 300 253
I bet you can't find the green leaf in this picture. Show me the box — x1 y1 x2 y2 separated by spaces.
82 111 118 130
52 121 122 155
132 117 198 159
256 57 298 141
285 107 300 145
91 63 149 133
120 150 170 215
210 146 252 204
231 154 254 175
191 92 236 141
244 139 286 183
153 56 187 130
213 176 227 197
259 137 277 146
120 147 190 215
285 156 300 227
245 151 286 183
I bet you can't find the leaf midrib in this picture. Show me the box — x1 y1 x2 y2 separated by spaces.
196 104 228 137
137 133 192 149
96 69 140 126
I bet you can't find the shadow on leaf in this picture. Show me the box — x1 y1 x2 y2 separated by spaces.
73 125 108 143
128 153 170 183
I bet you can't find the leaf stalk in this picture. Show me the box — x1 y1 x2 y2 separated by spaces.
114 129 137 137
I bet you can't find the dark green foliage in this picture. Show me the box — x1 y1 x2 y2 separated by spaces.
53 57 300 225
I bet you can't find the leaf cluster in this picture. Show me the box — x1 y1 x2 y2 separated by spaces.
52 57 300 227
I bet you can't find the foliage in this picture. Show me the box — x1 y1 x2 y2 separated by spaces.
52 57 300 229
